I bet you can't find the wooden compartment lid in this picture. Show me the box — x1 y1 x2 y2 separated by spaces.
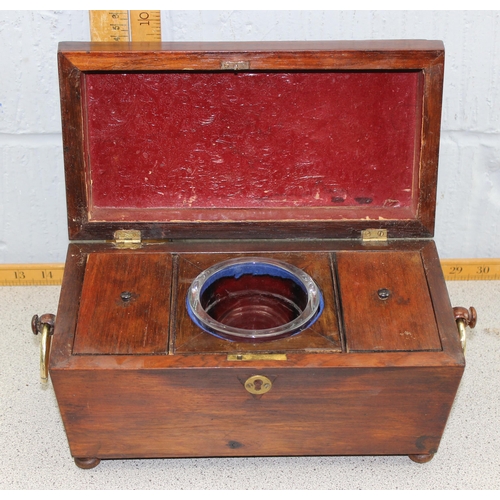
58 40 444 241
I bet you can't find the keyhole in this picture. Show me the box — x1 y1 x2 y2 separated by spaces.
244 375 272 395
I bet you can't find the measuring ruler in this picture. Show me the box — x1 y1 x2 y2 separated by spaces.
89 10 161 42
130 10 161 41
0 264 64 286
1 259 499 286
440 258 500 281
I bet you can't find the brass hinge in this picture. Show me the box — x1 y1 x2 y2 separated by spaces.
221 60 250 70
227 353 287 361
113 229 142 249
361 228 388 243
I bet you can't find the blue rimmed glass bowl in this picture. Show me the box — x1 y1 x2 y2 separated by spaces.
186 257 324 342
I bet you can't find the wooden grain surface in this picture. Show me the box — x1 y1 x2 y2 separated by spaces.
174 252 341 354
49 241 464 461
57 40 443 241
73 253 172 354
336 251 441 352
50 365 462 459
48 40 465 463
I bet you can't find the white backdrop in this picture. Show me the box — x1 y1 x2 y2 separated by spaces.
1 10 499 262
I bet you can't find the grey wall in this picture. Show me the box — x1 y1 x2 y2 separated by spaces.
1 10 499 263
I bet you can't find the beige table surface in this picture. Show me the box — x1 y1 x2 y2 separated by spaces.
1 281 499 490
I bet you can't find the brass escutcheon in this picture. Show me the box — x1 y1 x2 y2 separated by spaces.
244 375 273 395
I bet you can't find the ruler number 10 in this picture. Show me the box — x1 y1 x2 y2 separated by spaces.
138 12 150 25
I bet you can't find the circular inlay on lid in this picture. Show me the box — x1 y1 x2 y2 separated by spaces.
186 257 323 342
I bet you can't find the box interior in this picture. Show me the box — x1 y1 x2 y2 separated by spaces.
83 70 422 222
72 250 441 355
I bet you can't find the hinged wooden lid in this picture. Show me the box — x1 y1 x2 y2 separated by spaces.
58 40 444 241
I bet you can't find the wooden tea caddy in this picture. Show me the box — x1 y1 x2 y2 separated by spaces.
33 40 477 469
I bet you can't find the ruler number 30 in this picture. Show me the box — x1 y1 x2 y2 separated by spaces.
448 265 490 275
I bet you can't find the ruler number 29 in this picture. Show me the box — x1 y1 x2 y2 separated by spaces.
448 265 490 275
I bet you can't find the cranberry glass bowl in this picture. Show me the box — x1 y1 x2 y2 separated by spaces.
186 257 323 342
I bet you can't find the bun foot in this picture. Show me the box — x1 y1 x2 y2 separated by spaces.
409 453 434 463
74 457 101 469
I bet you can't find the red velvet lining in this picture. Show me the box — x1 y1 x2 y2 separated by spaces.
84 71 421 216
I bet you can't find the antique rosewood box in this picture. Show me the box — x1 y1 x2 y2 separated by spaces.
36 40 475 468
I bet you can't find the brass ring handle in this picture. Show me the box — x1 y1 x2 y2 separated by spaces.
453 307 477 354
456 319 467 353
39 323 52 383
32 314 56 383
